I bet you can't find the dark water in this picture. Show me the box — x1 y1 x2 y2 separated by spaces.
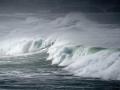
0 53 119 90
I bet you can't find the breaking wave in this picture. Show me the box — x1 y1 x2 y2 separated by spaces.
47 39 120 80
0 37 120 80
0 38 54 56
0 12 120 80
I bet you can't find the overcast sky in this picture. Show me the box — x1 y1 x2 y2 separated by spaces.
0 0 120 13
0 0 119 24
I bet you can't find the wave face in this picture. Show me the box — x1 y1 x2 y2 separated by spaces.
0 12 120 80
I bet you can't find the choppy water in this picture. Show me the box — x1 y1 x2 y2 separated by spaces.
0 53 119 90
